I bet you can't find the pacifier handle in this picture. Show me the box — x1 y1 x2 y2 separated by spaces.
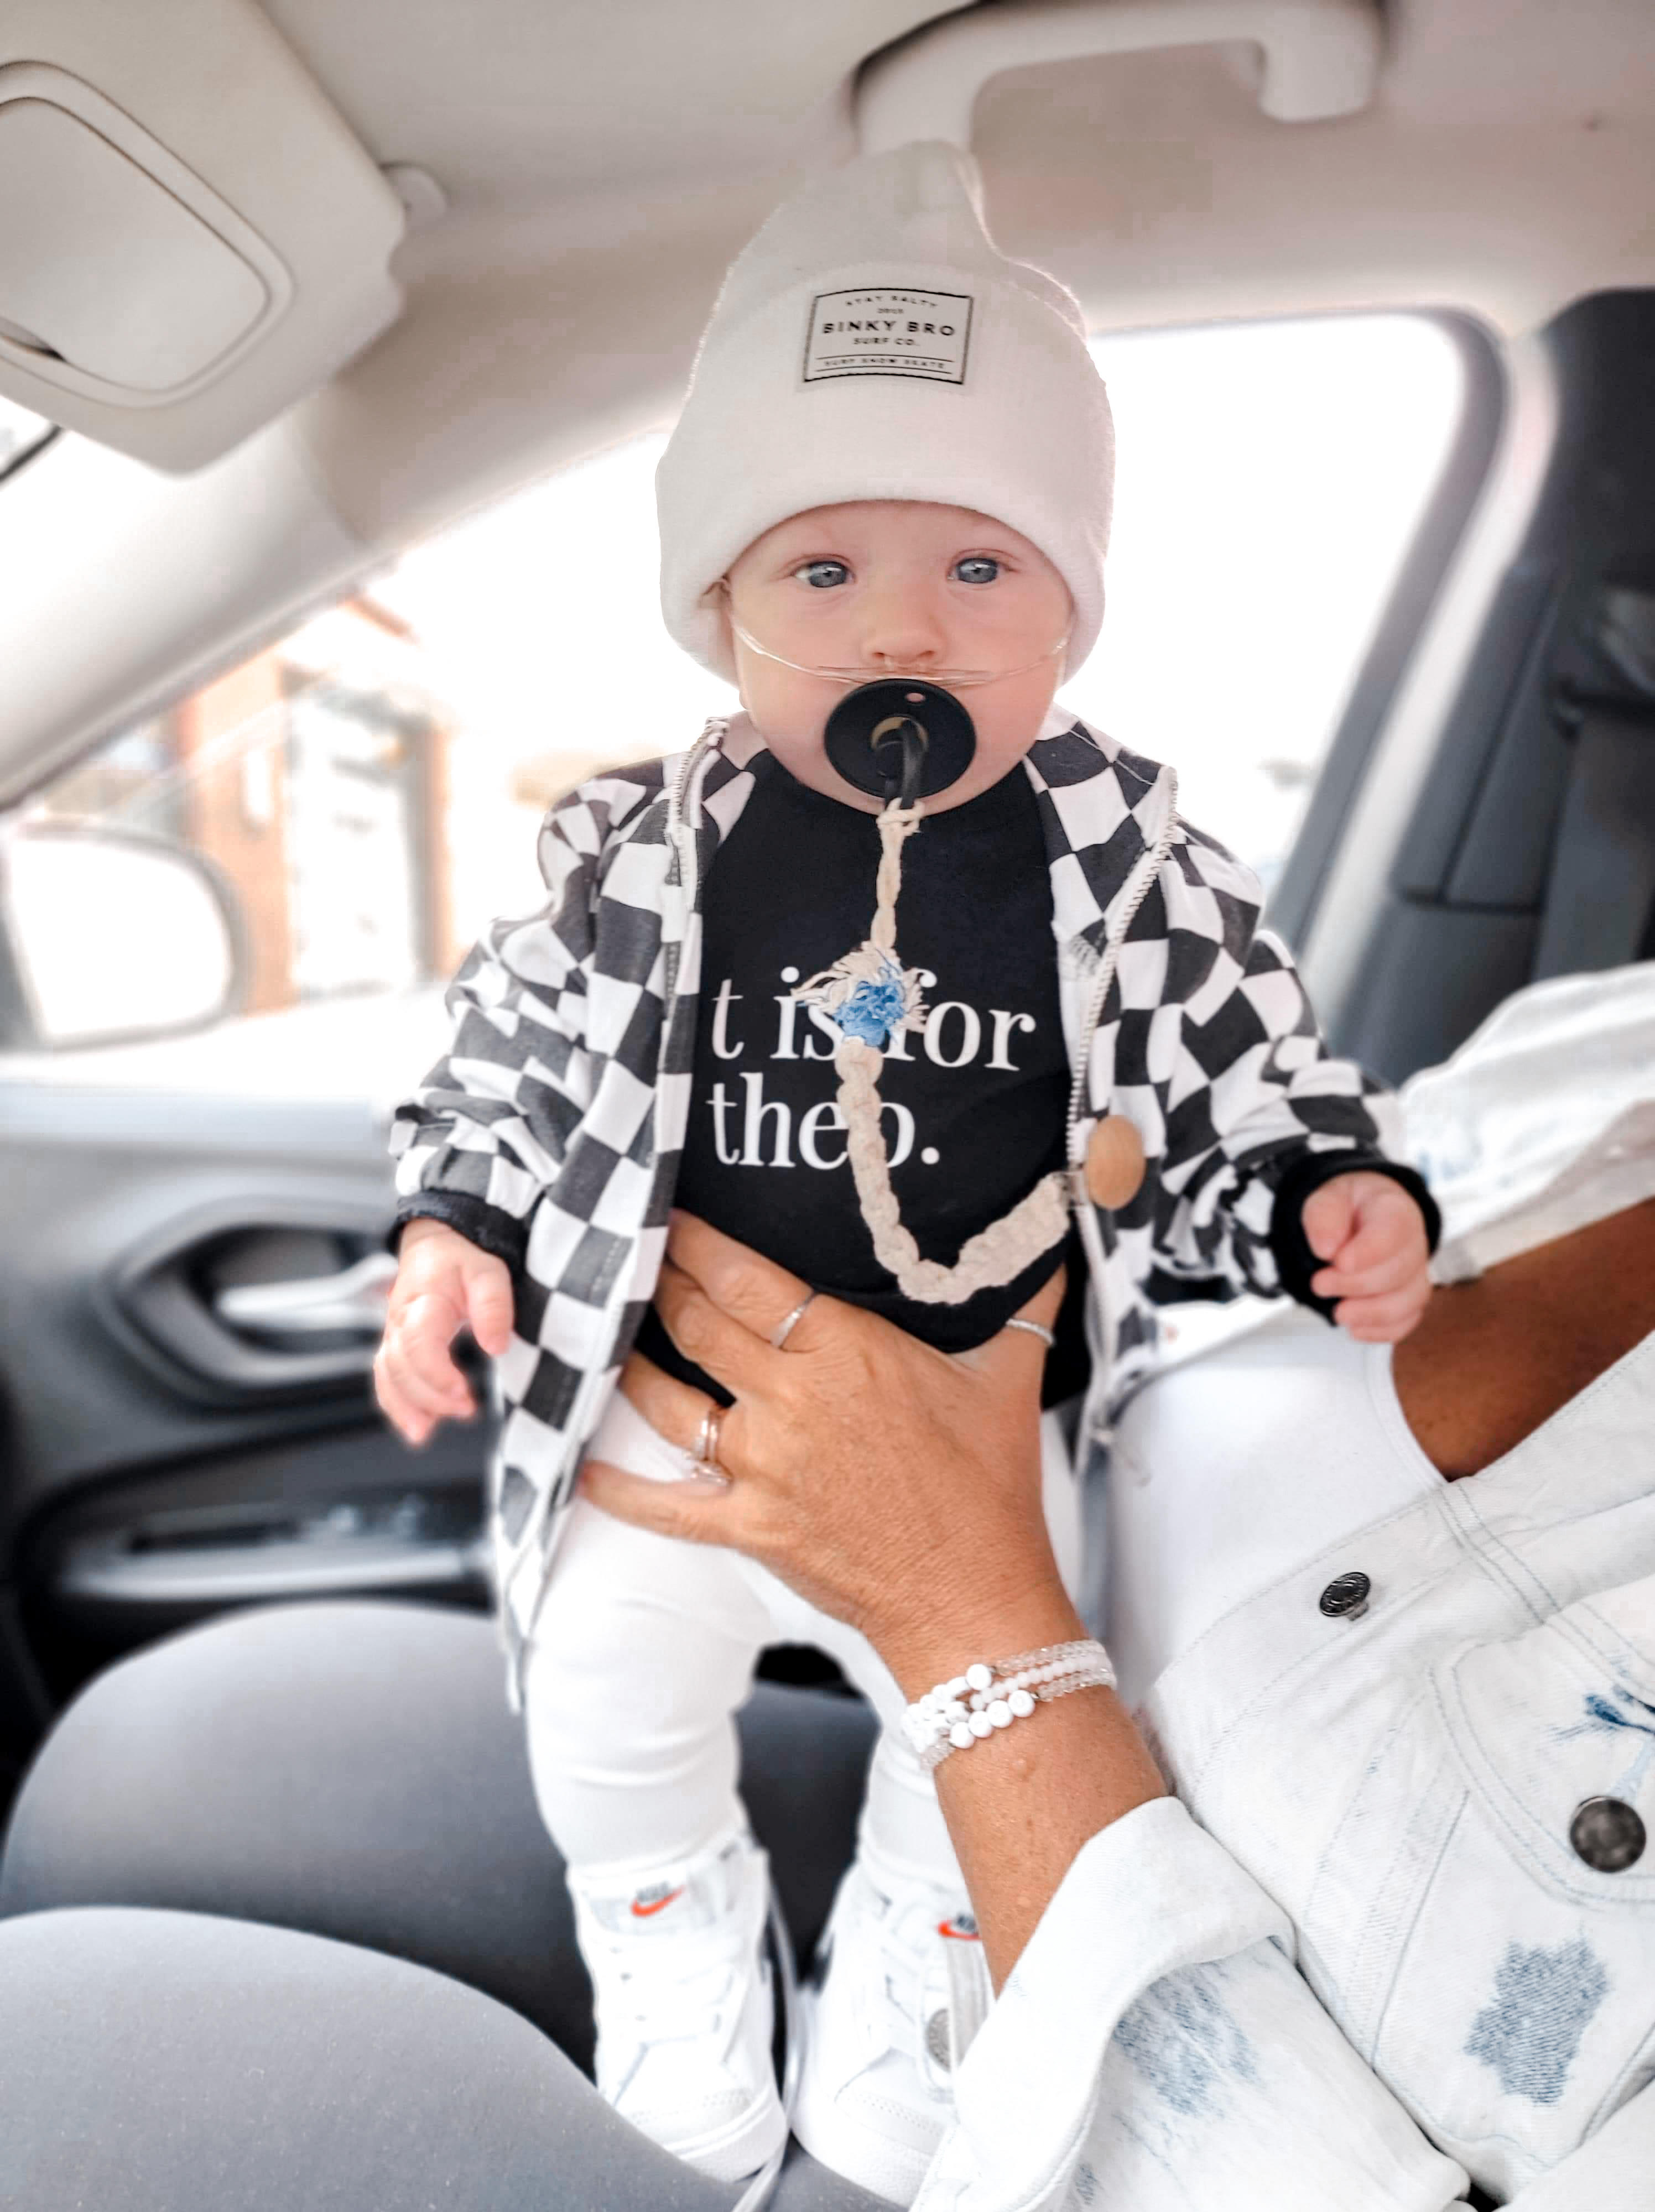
868 714 927 806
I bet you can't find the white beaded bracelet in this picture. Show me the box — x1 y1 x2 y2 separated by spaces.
901 1639 1116 1770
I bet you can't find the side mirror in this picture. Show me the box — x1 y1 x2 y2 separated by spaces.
0 822 244 1050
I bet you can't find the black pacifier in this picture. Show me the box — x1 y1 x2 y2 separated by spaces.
824 678 977 806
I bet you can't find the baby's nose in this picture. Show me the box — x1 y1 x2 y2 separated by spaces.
860 588 945 668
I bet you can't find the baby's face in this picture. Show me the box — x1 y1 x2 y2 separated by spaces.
722 501 1074 814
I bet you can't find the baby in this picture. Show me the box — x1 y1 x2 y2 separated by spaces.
377 145 1437 2203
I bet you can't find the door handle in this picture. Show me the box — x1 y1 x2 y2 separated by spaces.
108 1198 400 1402
215 1251 397 1338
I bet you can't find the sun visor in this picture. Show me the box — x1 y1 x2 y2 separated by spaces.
0 93 275 393
0 5 406 472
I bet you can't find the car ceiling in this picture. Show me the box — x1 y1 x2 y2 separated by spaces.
287 0 1655 540
2 0 1654 801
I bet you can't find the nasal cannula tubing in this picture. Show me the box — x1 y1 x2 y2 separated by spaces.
724 609 1070 691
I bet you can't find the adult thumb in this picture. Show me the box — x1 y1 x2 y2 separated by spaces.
971 1261 1066 1384
1018 1263 1066 1332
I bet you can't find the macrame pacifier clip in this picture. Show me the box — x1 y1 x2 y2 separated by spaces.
792 797 1069 1306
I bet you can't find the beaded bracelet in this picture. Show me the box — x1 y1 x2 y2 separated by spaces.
901 1639 1116 1771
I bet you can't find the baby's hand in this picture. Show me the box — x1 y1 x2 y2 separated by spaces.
1302 1171 1432 1344
374 1219 514 1446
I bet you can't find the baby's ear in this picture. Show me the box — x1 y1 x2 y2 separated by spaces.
706 579 742 688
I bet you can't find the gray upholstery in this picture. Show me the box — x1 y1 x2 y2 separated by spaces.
0 1600 876 2074
0 1904 875 2210
0 1603 887 2210
1531 707 1655 980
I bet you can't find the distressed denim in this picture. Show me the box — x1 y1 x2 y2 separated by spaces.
917 1333 1655 2210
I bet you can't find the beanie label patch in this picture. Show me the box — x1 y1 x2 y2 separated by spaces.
803 289 972 386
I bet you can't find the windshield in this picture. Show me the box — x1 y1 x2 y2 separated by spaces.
0 311 1464 1088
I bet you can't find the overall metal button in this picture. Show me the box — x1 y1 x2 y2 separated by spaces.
1570 1796 1647 1872
1319 1571 1371 1620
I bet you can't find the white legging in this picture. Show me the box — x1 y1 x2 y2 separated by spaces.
523 1386 1082 1886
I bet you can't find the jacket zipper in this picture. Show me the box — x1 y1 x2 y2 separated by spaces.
666 717 723 928
1063 768 1180 1440
1063 765 1181 1184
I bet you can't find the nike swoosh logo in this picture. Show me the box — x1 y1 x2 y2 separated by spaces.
631 1887 685 1919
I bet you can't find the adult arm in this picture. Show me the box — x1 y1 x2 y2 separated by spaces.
927 1914 1475 2211
956 1904 1655 2212
581 1217 1471 2211
584 1216 1162 1988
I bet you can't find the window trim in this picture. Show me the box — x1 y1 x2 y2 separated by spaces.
0 420 60 491
1267 312 1507 952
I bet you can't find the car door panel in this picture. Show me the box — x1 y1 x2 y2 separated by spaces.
0 1080 492 1704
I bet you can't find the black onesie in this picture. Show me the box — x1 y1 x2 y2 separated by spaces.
635 752 1088 1405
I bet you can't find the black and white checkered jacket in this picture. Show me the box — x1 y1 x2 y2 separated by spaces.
392 713 1402 1681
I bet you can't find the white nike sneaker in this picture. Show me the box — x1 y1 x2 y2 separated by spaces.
794 1851 991 2205
568 1829 787 2183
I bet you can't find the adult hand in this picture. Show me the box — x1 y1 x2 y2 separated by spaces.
581 1211 1165 1986
580 1211 1069 1697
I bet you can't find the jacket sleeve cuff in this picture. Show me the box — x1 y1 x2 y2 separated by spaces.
916 1797 1292 2212
389 1191 529 1273
1267 1152 1442 1322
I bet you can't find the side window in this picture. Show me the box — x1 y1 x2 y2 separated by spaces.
0 315 1465 1083
17 600 467 1029
1068 314 1465 896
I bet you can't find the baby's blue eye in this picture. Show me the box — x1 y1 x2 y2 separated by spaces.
798 560 850 589
953 556 1000 585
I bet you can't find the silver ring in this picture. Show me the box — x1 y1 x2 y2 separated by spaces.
1003 1318 1056 1349
769 1291 818 1351
686 1403 729 1485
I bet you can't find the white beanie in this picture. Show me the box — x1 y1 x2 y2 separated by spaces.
657 143 1113 684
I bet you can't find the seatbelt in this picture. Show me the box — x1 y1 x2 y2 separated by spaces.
1533 586 1655 981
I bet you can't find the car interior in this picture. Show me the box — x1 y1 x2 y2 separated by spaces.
0 0 1651 2194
